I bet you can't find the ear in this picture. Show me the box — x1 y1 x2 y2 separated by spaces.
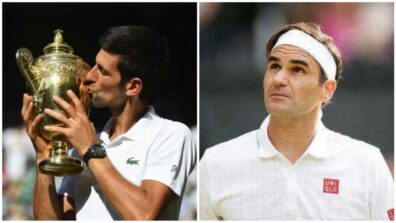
125 77 143 97
321 80 337 105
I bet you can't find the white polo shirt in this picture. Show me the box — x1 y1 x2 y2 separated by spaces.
200 116 394 220
58 106 197 220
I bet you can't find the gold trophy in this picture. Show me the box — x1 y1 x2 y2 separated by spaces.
16 29 91 176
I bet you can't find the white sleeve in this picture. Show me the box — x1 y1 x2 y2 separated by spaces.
142 122 196 196
199 152 219 220
369 149 394 220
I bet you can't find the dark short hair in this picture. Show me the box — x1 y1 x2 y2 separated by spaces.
99 25 170 102
266 23 343 83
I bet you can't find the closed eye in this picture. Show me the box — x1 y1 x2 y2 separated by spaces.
97 65 107 75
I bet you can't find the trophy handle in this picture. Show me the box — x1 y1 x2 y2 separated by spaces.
16 48 38 94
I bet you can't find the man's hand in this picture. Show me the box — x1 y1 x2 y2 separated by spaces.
44 90 97 156
21 93 51 161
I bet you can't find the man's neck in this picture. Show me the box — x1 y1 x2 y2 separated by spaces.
267 109 321 164
108 99 148 141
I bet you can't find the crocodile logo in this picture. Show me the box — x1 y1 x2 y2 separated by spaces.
126 157 139 165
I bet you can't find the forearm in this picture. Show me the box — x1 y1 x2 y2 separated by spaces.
88 158 159 220
33 158 64 220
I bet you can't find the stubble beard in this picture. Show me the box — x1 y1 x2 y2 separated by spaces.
90 94 108 109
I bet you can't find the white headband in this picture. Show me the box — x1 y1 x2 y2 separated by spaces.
272 29 337 80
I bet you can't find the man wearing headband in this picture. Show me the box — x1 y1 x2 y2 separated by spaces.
200 23 394 220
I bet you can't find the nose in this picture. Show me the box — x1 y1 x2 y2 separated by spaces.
272 68 288 87
84 65 98 86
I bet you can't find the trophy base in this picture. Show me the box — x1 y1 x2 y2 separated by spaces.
38 156 84 176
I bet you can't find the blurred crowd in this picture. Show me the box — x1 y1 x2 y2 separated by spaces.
3 126 36 220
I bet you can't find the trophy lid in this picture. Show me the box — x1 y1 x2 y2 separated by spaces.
43 29 74 54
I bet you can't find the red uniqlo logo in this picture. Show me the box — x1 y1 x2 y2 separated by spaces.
388 209 394 220
323 178 339 194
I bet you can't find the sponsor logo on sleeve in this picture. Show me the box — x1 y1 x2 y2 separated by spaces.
171 165 178 172
323 178 339 194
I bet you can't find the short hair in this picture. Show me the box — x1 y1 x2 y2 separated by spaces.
99 25 170 102
266 23 343 83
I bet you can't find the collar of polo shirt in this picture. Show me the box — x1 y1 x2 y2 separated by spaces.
100 105 157 145
256 116 329 160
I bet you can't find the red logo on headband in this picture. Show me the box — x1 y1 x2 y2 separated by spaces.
323 178 339 194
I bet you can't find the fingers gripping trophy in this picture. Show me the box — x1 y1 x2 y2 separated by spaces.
16 29 91 176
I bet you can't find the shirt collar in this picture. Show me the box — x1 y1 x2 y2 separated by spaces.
256 115 329 159
256 116 279 158
99 105 158 144
304 121 329 158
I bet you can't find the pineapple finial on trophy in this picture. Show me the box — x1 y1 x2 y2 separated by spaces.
54 29 64 43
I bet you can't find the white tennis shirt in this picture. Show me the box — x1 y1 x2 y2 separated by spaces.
58 106 197 220
200 116 394 220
